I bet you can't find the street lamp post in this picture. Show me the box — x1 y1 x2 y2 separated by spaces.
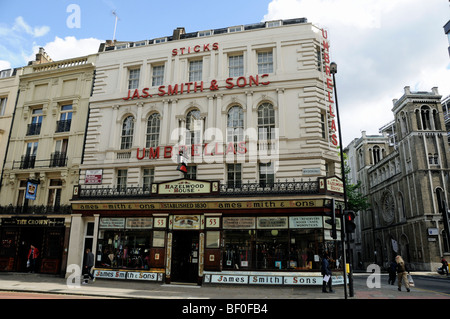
329 61 354 297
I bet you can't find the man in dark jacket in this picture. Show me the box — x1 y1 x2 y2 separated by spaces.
83 248 95 284
321 254 334 293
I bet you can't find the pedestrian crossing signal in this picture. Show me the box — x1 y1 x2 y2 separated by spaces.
324 199 337 239
345 210 356 233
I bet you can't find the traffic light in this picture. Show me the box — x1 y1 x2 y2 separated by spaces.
325 199 337 239
344 210 356 233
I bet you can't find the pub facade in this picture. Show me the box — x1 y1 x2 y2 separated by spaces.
69 18 345 285
0 51 96 274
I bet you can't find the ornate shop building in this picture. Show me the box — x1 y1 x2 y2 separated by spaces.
70 18 345 285
346 87 450 271
0 50 96 274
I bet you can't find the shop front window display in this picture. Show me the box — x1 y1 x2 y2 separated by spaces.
222 228 333 271
256 230 288 270
97 231 151 269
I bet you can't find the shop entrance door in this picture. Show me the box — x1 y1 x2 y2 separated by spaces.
17 228 44 272
171 231 199 283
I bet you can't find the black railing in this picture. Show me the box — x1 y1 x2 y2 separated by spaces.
17 155 36 169
76 180 319 199
13 153 67 169
0 204 71 215
26 123 41 136
55 120 71 133
50 152 67 167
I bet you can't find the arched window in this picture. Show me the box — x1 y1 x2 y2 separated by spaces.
397 192 406 220
257 102 275 140
185 109 202 145
432 109 440 130
146 113 160 148
373 145 381 164
227 105 244 143
400 111 408 137
358 149 363 169
121 116 134 149
421 105 431 130
415 109 422 130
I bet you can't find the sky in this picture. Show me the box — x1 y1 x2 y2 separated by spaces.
0 0 449 147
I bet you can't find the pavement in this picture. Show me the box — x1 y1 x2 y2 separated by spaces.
0 271 448 300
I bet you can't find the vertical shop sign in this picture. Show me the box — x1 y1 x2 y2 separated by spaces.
322 28 338 147
166 232 172 278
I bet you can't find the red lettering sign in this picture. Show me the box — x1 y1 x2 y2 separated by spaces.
123 75 270 101
172 42 219 56
136 142 247 161
322 28 338 147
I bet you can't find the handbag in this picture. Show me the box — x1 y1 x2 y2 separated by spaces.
407 273 415 287
26 259 30 268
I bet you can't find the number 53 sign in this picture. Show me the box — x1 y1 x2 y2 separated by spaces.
206 217 220 228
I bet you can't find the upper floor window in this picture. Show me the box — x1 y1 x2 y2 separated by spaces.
428 153 439 165
134 41 147 47
51 139 68 167
198 30 212 37
116 44 128 50
117 169 128 191
227 106 244 143
189 60 202 82
0 97 7 116
257 103 275 140
21 141 38 169
185 109 203 145
257 51 273 74
56 104 72 133
47 179 62 208
420 105 432 130
17 180 28 206
128 68 140 90
228 26 243 33
0 69 12 78
259 162 274 187
186 165 197 180
146 113 160 148
227 163 242 188
154 38 167 44
358 149 364 169
152 65 165 87
229 55 244 77
372 145 381 164
142 168 154 192
27 108 43 136
266 20 281 28
121 116 134 149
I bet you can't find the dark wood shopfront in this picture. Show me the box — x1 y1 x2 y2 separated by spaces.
0 217 66 274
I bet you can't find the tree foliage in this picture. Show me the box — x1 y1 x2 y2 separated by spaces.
343 153 370 213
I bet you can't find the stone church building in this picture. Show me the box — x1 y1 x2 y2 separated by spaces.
346 86 450 271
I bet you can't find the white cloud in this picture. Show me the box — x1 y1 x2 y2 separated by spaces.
27 36 102 63
264 0 450 146
0 60 12 71
12 16 49 38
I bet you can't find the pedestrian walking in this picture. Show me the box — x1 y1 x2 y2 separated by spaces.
321 254 334 293
83 248 95 284
388 260 397 285
395 255 410 292
441 257 448 276
27 244 39 273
